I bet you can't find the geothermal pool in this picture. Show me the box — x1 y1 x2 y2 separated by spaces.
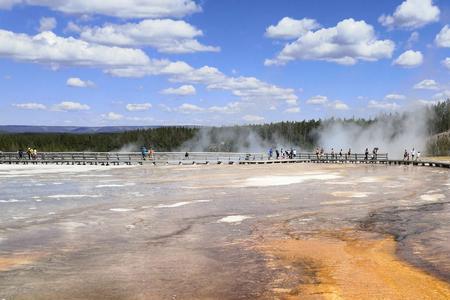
0 163 449 299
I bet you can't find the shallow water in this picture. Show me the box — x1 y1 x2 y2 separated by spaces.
0 163 449 299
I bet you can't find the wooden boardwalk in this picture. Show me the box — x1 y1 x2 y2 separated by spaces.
0 151 448 169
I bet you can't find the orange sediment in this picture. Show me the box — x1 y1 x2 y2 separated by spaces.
260 232 450 300
0 253 43 271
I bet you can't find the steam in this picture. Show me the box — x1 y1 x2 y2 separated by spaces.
113 143 140 152
179 127 298 153
315 110 429 159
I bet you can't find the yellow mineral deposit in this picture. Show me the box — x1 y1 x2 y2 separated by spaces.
261 231 450 300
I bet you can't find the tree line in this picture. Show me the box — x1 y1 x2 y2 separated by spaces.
1 100 449 155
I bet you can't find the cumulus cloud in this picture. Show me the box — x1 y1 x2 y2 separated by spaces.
102 112 124 121
306 95 328 105
111 63 299 108
393 50 423 68
368 100 400 110
306 95 349 110
385 94 406 100
379 0 440 30
66 77 94 88
242 114 264 123
208 102 241 114
265 18 394 66
329 101 349 111
53 101 90 111
0 29 297 112
0 0 201 19
126 103 152 111
177 103 204 113
161 84 196 96
13 102 47 110
442 58 450 70
0 29 150 69
414 79 439 90
79 19 219 54
38 17 56 32
406 31 419 48
284 106 300 113
265 17 320 39
435 25 450 48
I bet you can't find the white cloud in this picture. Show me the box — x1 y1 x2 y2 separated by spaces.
13 102 47 110
38 17 57 32
329 101 349 111
65 21 81 33
385 94 406 100
416 99 438 106
177 103 204 113
414 79 439 90
0 29 150 69
284 106 300 113
102 112 124 121
126 103 152 111
159 104 173 112
407 31 419 48
126 116 154 122
306 95 349 110
306 95 328 105
66 77 94 88
242 114 264 122
265 17 320 39
53 101 90 111
442 58 450 70
393 50 423 68
379 0 440 30
265 18 395 66
435 25 450 48
368 100 400 110
433 90 450 99
208 102 241 114
161 84 196 96
79 19 219 54
119 65 297 107
0 0 201 19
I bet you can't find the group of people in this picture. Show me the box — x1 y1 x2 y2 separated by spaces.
140 146 155 160
404 148 421 161
268 148 297 160
315 147 354 160
313 147 380 160
18 148 38 160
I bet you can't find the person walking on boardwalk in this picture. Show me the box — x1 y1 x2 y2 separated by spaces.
347 148 351 160
141 146 147 160
27 147 32 160
331 148 335 159
148 147 155 160
276 149 280 159
339 149 343 160
365 148 369 160
268 148 273 160
411 148 415 161
315 147 320 160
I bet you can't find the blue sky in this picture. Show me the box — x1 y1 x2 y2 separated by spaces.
0 0 450 126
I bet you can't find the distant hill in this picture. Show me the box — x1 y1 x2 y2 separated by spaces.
0 125 162 134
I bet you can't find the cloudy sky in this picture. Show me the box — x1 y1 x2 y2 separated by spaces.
0 0 450 126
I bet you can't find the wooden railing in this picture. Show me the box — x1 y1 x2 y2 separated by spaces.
0 151 388 165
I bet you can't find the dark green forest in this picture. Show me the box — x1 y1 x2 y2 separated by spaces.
1 100 449 155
